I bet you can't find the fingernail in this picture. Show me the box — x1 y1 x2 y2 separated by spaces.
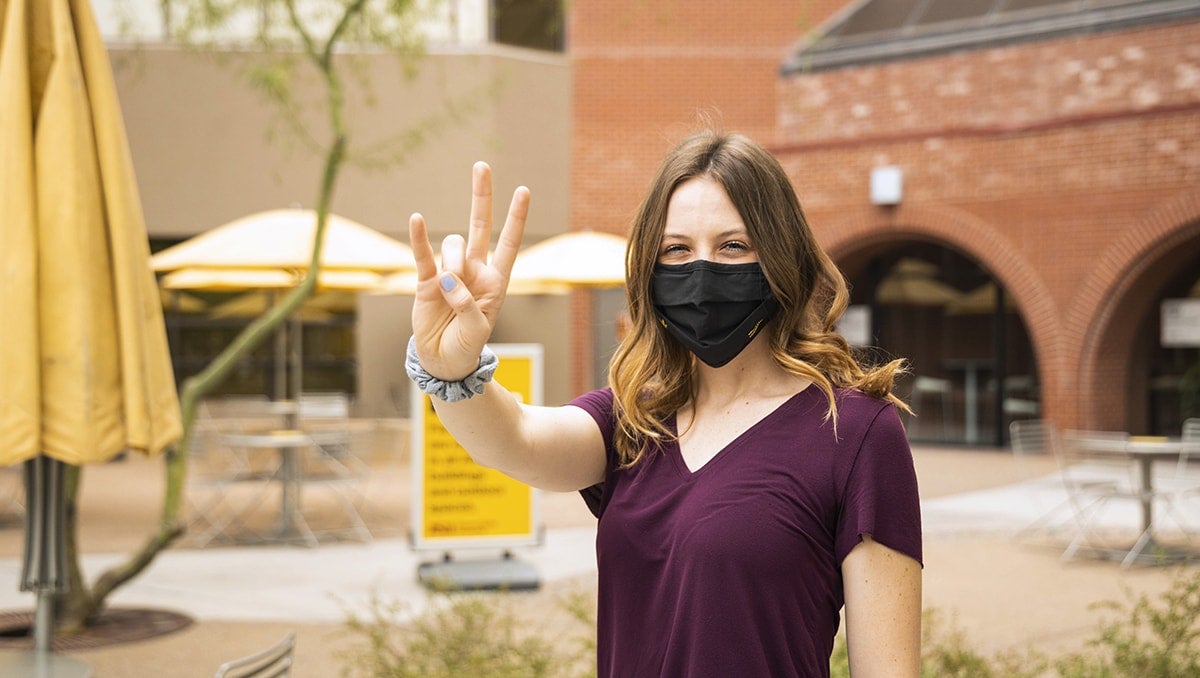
440 274 456 291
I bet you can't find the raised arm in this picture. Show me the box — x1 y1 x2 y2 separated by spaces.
407 162 606 492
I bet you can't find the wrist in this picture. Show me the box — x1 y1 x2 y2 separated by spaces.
405 336 498 402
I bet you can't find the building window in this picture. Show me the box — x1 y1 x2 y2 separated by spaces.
492 0 564 52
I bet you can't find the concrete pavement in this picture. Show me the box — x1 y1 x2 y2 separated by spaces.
2 456 1193 625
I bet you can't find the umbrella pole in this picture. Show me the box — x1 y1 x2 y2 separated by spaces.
20 456 67 653
273 291 287 399
274 325 288 399
289 317 303 400
34 593 53 653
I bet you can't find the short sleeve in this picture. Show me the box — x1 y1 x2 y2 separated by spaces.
567 388 616 449
568 389 617 518
834 404 923 566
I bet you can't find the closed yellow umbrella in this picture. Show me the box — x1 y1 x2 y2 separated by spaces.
0 0 181 466
0 0 181 660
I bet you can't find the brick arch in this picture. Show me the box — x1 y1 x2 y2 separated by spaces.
820 202 1066 421
1069 190 1200 429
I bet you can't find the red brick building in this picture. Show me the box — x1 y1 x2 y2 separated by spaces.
568 0 1200 445
567 0 846 395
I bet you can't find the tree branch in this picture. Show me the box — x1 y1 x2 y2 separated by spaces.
66 0 464 638
282 0 319 58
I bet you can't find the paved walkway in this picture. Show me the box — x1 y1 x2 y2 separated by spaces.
0 445 1196 676
1 453 1193 624
0 528 601 625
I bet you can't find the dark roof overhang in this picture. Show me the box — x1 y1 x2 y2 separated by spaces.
782 0 1200 75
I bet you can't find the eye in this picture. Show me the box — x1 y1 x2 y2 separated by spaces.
721 240 751 253
660 243 689 256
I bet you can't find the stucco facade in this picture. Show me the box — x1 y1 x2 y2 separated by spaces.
111 44 572 416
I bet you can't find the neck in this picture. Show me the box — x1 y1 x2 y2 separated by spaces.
692 335 806 406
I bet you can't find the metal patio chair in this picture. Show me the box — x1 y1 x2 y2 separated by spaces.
214 631 295 678
1176 418 1200 487
1009 419 1106 543
912 375 952 440
1009 420 1135 560
1063 428 1200 566
185 400 284 546
1055 429 1141 561
293 392 373 542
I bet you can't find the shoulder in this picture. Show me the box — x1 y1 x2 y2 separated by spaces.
567 389 619 482
567 388 614 419
567 388 616 442
827 387 908 456
832 387 900 430
833 386 893 414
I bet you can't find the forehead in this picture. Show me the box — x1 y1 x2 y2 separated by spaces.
663 177 745 236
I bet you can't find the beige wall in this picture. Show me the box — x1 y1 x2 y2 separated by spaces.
111 44 572 416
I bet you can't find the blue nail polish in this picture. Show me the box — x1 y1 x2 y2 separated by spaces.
440 274 456 291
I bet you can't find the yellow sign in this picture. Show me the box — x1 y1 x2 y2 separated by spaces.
411 345 542 549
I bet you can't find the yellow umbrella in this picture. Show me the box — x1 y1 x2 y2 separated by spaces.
155 234 392 400
159 268 298 291
157 265 382 400
945 281 1018 316
0 0 181 467
150 208 416 273
159 266 385 293
876 258 963 306
377 270 572 296
159 289 208 314
0 0 181 660
509 230 628 288
304 290 361 314
208 293 336 322
204 289 362 319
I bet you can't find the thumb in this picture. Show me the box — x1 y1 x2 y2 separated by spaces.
438 272 490 336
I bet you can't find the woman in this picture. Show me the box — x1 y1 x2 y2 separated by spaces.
406 130 922 677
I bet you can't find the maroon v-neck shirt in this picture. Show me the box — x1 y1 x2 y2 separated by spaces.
570 386 922 678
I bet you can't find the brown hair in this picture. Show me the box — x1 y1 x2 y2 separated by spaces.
607 129 908 467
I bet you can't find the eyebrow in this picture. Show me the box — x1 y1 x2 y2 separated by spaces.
660 228 749 240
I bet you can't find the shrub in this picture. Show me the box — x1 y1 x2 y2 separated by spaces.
343 570 1200 677
340 589 591 678
830 609 1046 678
832 570 1200 677
1055 569 1200 678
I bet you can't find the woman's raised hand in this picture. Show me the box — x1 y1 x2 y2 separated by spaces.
409 162 530 381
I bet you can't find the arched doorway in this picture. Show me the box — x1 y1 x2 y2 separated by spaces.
838 241 1038 446
1146 269 1200 434
1084 226 1200 436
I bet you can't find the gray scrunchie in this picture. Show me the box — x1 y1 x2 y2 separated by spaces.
405 335 499 403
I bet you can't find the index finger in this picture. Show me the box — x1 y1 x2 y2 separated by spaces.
409 212 438 281
466 161 493 262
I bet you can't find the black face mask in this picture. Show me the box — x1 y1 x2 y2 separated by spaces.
651 260 779 368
